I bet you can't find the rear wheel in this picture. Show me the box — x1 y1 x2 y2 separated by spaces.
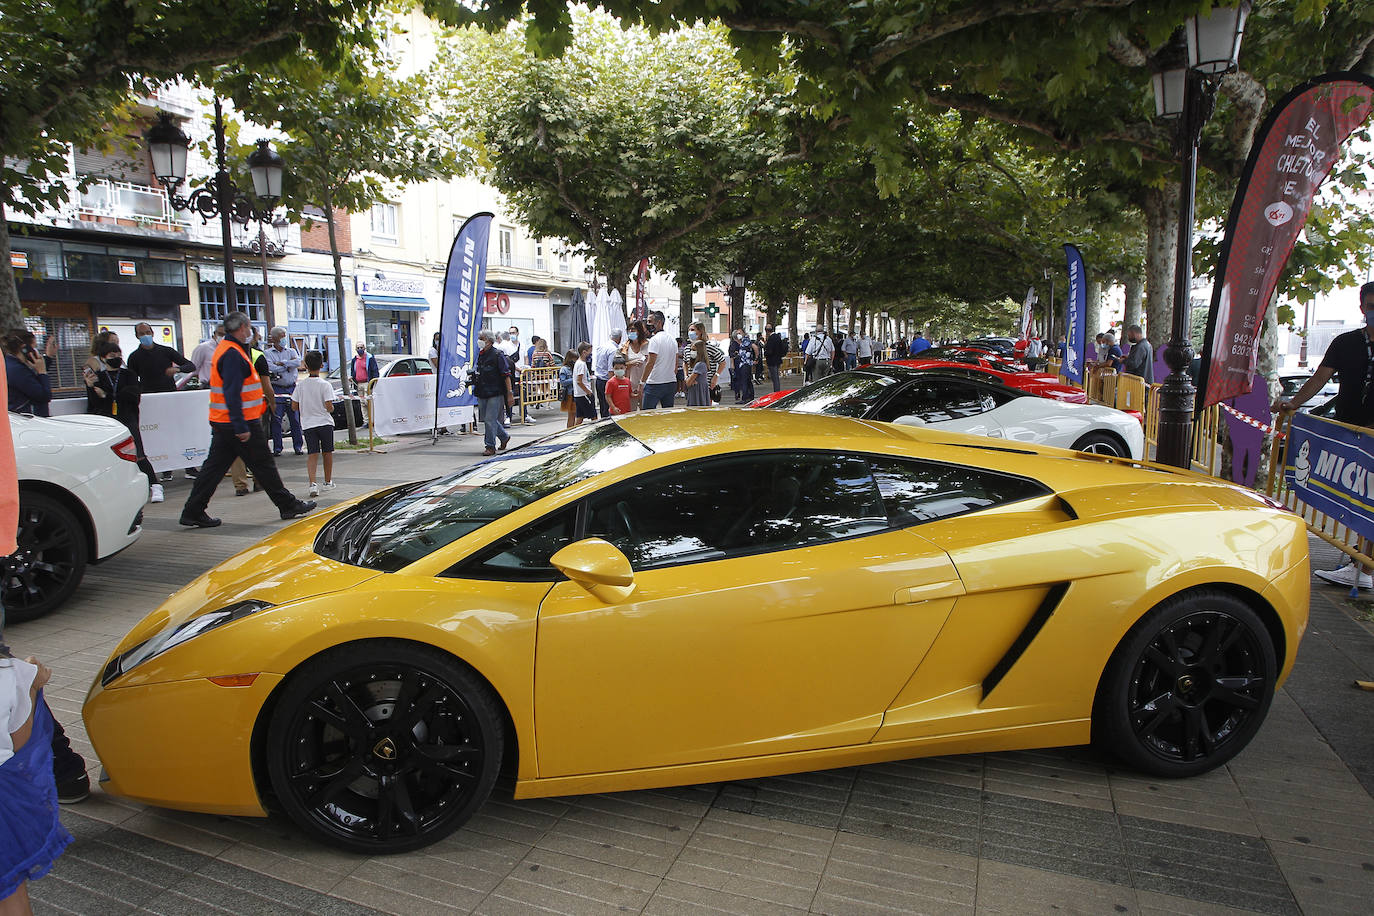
1072 431 1128 457
1096 590 1276 777
266 641 504 853
4 492 89 623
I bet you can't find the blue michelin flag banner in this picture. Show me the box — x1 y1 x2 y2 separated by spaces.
1062 244 1087 384
436 212 494 411
1285 410 1374 543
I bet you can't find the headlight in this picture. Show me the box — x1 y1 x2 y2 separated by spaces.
101 600 272 686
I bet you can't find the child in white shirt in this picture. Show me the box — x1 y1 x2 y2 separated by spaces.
291 351 337 499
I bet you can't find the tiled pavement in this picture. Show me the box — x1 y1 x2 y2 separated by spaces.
8 405 1374 915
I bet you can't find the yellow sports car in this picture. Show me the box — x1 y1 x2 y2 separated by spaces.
84 410 1309 853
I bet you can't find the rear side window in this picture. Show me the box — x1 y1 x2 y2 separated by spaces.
868 456 1048 527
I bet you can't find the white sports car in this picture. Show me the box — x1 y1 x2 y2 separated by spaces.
764 366 1145 459
6 412 148 622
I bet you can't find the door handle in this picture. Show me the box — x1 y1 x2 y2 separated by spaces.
895 580 964 604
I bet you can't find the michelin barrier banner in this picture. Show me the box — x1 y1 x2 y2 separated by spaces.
53 392 211 471
1285 410 1374 542
372 375 475 437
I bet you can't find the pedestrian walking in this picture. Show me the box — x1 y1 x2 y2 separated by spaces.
292 351 337 498
473 330 514 455
178 311 314 528
83 340 161 503
265 327 305 456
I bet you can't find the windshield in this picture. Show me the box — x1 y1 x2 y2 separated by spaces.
316 422 653 571
768 371 900 416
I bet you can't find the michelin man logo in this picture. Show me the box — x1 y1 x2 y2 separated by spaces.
1293 439 1311 486
449 365 463 381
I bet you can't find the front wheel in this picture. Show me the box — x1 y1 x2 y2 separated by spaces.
1095 590 1276 778
4 492 89 623
266 641 504 853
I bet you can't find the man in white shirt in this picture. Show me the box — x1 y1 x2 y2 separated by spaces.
857 334 875 366
842 333 858 370
806 329 835 379
593 328 623 418
640 311 681 409
189 327 225 385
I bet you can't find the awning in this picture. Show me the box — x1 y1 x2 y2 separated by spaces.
196 264 338 290
361 294 430 312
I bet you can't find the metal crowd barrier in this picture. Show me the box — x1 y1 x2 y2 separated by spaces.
1263 410 1374 569
519 366 561 420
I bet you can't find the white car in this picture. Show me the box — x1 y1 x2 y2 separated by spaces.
765 367 1145 458
326 354 436 429
6 412 147 622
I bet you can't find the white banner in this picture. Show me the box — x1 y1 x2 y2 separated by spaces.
139 391 211 472
371 374 475 437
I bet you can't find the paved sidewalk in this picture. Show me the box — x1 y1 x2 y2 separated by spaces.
8 409 1374 915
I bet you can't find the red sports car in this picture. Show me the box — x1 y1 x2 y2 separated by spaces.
751 359 1087 407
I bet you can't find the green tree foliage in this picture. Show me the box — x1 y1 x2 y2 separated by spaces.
0 0 389 328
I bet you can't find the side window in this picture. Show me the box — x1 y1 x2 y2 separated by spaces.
445 507 578 580
584 453 888 571
868 456 1049 527
872 382 945 423
390 359 413 377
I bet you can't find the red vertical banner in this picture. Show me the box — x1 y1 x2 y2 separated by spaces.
1199 74 1374 409
633 258 650 321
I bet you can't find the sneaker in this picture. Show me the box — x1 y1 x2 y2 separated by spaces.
149 483 164 503
294 449 305 456
482 447 496 456
179 513 222 528
234 486 250 497
184 468 199 479
321 481 337 491
56 772 90 805
1315 565 1372 589
523 417 537 425
499 438 511 451
308 482 319 497
280 500 316 520
272 448 283 457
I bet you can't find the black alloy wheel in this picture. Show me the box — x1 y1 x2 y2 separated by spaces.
3 492 89 623
266 641 504 853
1072 432 1129 457
1096 590 1276 778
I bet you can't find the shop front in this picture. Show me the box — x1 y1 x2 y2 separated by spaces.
12 235 190 400
356 271 440 356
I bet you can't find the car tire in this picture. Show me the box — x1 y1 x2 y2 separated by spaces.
1095 589 1276 778
1071 432 1128 457
4 491 89 623
265 640 505 854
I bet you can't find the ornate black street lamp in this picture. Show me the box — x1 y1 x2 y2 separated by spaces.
1151 2 1249 468
144 100 285 313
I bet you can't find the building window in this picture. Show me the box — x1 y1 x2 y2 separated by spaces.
371 203 399 244
451 215 466 239
199 283 265 341
498 227 513 267
25 309 91 395
287 288 336 322
535 241 545 271
559 251 570 275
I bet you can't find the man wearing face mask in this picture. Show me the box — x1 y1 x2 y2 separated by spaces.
805 328 834 380
639 311 679 409
1273 282 1374 588
125 322 193 394
179 311 314 528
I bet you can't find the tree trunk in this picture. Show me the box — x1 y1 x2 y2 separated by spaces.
678 283 693 336
1143 183 1180 349
1124 275 1144 333
324 189 358 445
787 295 798 350
1087 275 1104 336
0 200 22 330
730 285 744 333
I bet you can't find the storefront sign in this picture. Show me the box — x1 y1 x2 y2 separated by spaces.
484 291 511 314
11 251 28 270
371 374 475 437
1285 410 1374 542
118 260 137 277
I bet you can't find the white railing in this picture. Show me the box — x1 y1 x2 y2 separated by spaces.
74 178 184 225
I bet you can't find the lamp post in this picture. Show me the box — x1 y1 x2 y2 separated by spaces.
253 216 291 328
145 101 285 321
1151 2 1249 468
1043 267 1056 342
724 273 747 333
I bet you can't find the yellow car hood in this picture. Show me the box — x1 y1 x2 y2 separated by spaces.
112 518 381 659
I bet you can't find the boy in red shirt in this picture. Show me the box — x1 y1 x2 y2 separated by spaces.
606 354 633 415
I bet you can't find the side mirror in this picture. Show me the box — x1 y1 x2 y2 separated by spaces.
893 414 926 427
551 538 637 603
